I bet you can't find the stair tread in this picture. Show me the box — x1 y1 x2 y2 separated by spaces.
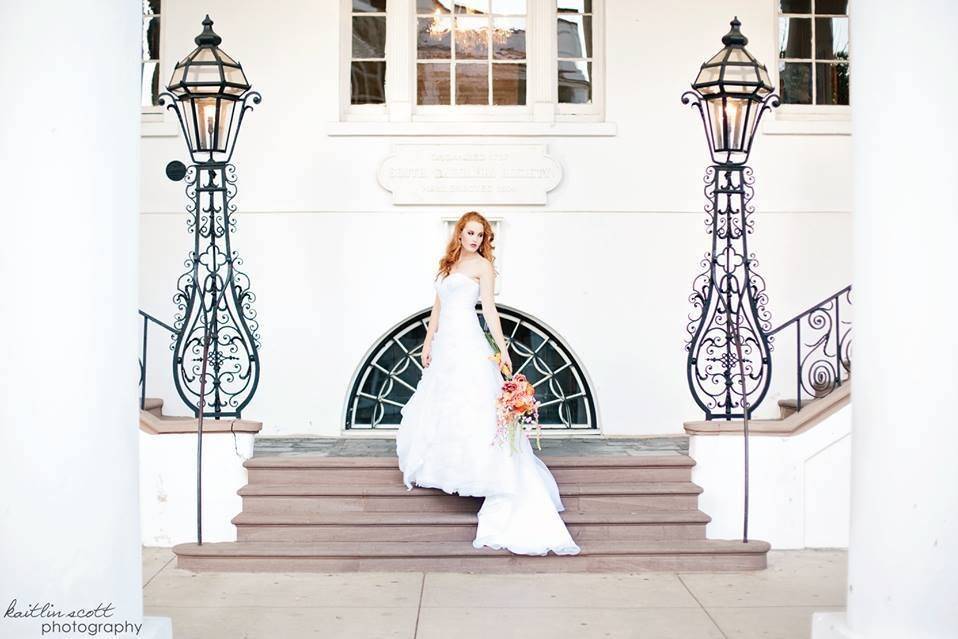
174 538 769 558
239 481 704 497
141 398 163 411
232 510 712 526
245 454 695 469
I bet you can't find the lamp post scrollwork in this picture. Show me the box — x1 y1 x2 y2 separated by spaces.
682 17 779 421
159 16 262 420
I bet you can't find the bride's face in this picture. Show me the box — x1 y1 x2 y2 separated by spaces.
459 221 484 254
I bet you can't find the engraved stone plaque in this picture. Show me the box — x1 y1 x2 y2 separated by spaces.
377 144 563 205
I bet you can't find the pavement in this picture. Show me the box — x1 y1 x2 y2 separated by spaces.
143 547 847 638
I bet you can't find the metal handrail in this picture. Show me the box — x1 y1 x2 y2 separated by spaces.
767 284 853 413
138 310 179 411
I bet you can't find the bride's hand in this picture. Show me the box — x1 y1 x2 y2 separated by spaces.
422 343 432 367
501 351 512 375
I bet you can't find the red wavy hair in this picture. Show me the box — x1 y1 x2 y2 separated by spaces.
436 211 496 279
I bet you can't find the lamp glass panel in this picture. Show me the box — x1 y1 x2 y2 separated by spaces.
193 48 218 63
694 65 722 90
726 49 751 64
706 49 727 65
185 64 224 93
724 97 749 150
223 66 248 88
217 50 238 65
214 99 236 151
707 100 726 151
757 65 772 90
722 64 758 84
192 98 215 150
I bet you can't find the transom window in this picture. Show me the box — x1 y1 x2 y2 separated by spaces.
778 0 850 105
342 0 604 121
345 304 597 429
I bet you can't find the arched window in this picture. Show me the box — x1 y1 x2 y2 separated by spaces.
344 304 597 430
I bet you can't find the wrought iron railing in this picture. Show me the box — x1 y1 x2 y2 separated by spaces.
138 310 179 411
767 285 853 414
685 283 853 420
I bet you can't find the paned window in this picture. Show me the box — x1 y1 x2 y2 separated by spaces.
778 0 850 105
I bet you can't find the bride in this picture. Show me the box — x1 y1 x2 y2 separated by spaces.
396 211 581 557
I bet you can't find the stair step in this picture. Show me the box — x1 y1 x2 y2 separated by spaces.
173 539 770 573
239 482 703 515
238 481 703 497
244 455 696 484
232 510 712 542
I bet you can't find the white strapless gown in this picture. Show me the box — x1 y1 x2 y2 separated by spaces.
396 272 581 556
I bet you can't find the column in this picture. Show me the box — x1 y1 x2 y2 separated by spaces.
0 2 169 638
386 0 414 121
813 1 958 637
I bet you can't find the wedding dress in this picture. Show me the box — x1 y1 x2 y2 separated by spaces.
395 271 581 556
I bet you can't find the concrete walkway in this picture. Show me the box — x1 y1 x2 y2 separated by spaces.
143 547 846 638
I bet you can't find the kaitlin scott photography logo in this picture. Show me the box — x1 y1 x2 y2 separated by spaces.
4 599 142 637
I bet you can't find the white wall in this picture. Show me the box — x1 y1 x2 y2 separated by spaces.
690 405 852 549
140 0 852 436
140 432 254 546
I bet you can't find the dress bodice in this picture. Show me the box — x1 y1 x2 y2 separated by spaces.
436 272 480 318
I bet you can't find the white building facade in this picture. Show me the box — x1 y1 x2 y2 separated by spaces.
139 0 853 438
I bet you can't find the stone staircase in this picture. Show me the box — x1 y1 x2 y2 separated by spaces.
172 439 770 573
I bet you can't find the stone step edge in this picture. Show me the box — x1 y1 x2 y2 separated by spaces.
244 455 695 469
173 539 769 558
231 510 713 526
237 481 704 497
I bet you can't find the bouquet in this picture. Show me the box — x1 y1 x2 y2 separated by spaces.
484 331 542 454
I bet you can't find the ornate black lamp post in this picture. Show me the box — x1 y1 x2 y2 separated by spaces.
159 16 261 420
682 18 779 420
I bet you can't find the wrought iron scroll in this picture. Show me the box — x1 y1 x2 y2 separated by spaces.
171 164 261 418
768 285 852 413
685 166 773 420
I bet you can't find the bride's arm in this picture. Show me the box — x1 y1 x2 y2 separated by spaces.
478 260 512 372
421 292 441 366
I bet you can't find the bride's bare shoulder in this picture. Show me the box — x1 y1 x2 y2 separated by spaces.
474 256 493 273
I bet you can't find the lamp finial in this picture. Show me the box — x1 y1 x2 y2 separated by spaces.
721 16 748 47
195 15 223 47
